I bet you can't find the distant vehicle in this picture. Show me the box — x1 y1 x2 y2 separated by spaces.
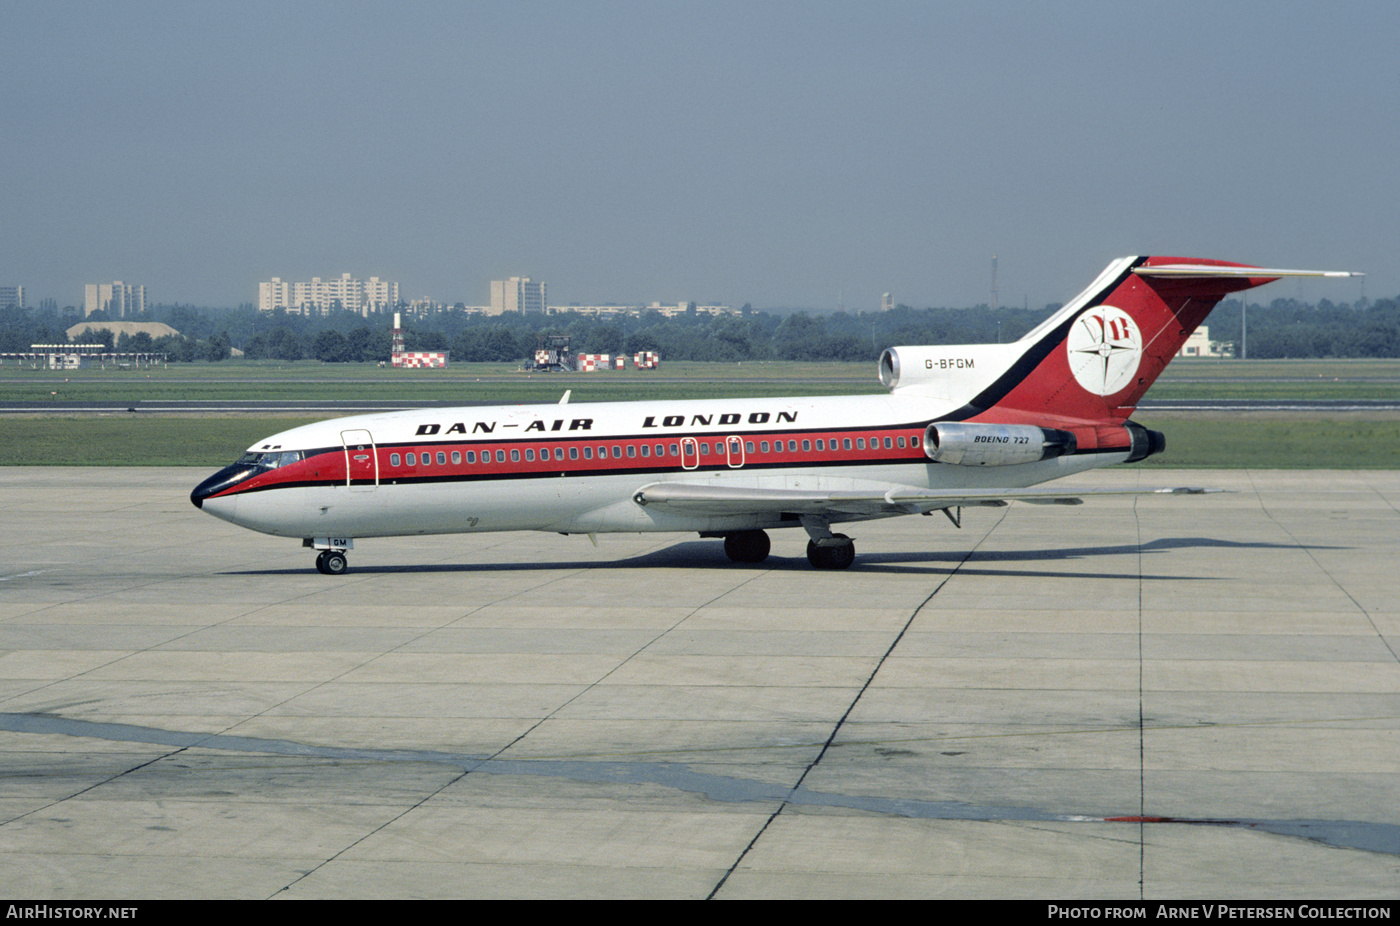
193 256 1356 574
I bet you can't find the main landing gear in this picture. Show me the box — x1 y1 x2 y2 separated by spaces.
719 526 857 570
801 516 855 570
723 529 771 564
315 550 348 575
806 534 855 570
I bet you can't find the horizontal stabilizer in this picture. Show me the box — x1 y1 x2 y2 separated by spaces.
1133 265 1361 279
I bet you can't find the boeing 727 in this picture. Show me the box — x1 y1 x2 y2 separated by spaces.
191 256 1356 574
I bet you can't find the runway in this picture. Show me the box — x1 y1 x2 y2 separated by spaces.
0 466 1397 899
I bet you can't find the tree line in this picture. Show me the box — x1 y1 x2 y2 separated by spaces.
2 295 1396 363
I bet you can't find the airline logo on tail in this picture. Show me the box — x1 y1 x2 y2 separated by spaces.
1067 305 1142 396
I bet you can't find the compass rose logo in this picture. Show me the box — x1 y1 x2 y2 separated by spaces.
1067 304 1142 396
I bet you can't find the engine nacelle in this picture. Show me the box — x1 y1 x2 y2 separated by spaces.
1123 421 1166 463
878 344 1017 399
923 422 1077 466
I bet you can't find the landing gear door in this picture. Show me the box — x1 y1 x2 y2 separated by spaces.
341 429 378 491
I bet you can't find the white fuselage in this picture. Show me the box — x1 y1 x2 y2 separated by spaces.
197 390 1125 542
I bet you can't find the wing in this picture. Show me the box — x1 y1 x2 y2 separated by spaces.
631 481 1219 518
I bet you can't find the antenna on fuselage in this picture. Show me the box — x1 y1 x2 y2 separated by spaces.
559 390 571 405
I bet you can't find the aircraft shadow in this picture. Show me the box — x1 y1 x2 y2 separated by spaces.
225 536 1333 580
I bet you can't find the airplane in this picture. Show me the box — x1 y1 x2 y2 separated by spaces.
191 256 1357 575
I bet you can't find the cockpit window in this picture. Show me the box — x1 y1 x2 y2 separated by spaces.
238 450 305 469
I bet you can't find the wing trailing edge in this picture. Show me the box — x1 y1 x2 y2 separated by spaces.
631 481 1223 519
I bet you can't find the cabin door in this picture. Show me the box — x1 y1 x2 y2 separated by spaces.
341 429 378 491
725 436 745 468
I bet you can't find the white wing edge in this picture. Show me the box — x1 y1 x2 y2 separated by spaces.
632 482 1226 517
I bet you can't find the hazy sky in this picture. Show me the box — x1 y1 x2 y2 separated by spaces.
4 0 1393 311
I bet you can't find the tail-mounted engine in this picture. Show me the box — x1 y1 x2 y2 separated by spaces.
1122 421 1166 463
923 422 1077 466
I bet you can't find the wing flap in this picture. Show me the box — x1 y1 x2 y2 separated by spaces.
631 482 1220 518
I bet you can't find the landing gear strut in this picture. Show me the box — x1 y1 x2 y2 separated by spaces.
315 550 348 575
723 529 771 564
800 516 856 570
806 533 855 570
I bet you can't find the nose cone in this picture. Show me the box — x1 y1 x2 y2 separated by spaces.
191 464 256 509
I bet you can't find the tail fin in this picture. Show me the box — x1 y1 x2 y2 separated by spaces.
945 256 1356 427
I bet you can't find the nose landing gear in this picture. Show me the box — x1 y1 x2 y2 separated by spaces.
315 550 348 575
306 538 353 575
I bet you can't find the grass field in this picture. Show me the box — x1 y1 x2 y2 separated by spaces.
2 359 1397 468
3 357 1400 403
4 412 1397 469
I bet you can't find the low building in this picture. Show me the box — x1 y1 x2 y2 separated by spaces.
1176 326 1230 358
0 342 166 369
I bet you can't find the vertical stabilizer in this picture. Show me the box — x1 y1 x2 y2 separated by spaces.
945 257 1354 427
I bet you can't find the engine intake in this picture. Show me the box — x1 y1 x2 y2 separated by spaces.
923 422 1077 467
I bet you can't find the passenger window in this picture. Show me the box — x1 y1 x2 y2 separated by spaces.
658 444 667 456
451 451 461 464
746 441 754 453
511 449 520 462
390 453 401 466
569 447 578 460
816 439 824 451
526 448 535 461
638 444 647 457
897 436 906 448
466 451 476 463
884 437 893 449
802 440 811 452
437 452 446 465
669 443 678 456
496 450 505 462
699 443 709 455
856 438 865 450
843 438 852 450
788 440 797 452
615 445 624 458
760 441 769 453
407 453 416 466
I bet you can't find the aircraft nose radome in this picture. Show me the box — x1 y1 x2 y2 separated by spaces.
191 464 256 510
